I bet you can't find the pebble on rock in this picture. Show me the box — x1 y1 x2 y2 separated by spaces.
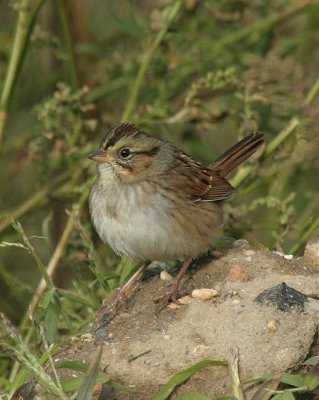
211 250 223 258
243 249 255 256
304 238 319 267
267 320 279 332
226 265 250 282
168 303 180 310
178 295 192 305
233 239 250 248
192 288 219 300
160 270 174 281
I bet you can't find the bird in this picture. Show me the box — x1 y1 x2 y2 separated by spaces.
88 123 264 319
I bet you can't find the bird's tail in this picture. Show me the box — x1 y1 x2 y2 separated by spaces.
211 132 265 177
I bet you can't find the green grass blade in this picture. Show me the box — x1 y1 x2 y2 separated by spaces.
177 392 210 400
153 359 227 400
76 344 103 400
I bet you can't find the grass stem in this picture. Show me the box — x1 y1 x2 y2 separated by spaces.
121 0 182 121
55 0 78 89
0 0 46 147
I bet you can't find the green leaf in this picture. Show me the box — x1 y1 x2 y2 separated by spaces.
153 359 227 400
107 380 131 393
44 296 60 343
251 378 281 400
76 344 103 400
35 290 55 322
61 372 111 393
243 374 273 386
8 367 30 395
272 392 295 400
280 374 304 388
214 397 234 400
61 376 83 392
57 360 89 373
304 372 319 391
0 377 11 388
177 392 210 400
302 356 319 366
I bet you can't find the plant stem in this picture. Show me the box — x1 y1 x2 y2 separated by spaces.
8 189 90 384
13 220 55 289
55 0 78 89
0 174 68 234
209 0 316 56
28 189 89 318
121 0 183 121
265 117 300 156
0 0 47 147
305 75 319 104
290 216 319 254
229 348 246 400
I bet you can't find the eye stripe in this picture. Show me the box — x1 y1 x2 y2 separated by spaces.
135 146 160 157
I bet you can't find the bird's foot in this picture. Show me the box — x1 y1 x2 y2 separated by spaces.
93 263 150 342
153 287 190 311
154 258 192 311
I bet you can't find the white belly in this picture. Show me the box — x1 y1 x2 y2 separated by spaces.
89 179 222 261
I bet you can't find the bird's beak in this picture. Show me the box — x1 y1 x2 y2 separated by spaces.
88 149 111 163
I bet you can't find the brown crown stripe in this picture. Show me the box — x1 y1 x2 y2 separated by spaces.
101 123 144 149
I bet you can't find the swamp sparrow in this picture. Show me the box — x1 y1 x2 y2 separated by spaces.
89 123 264 312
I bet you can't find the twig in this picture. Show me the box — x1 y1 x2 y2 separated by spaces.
128 349 152 363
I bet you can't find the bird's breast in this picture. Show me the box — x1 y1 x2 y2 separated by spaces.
89 178 223 261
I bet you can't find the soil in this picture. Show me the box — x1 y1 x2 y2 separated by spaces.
55 239 319 400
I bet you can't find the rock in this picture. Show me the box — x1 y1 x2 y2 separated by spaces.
52 245 319 400
243 250 255 256
266 320 279 332
233 239 250 248
226 265 250 282
168 303 180 310
304 238 319 267
211 250 223 258
273 251 293 260
178 295 192 305
160 270 174 281
192 288 219 300
254 282 307 312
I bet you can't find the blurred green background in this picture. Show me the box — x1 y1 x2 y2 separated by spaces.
1 0 319 327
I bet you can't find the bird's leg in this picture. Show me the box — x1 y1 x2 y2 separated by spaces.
95 262 150 332
154 257 192 310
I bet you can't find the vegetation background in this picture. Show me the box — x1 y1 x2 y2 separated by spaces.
0 0 319 398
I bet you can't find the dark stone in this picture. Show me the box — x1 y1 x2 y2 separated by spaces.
254 282 307 312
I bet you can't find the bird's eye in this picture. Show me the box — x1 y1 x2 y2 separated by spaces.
119 148 131 159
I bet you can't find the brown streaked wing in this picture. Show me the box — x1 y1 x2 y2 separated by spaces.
174 150 236 202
